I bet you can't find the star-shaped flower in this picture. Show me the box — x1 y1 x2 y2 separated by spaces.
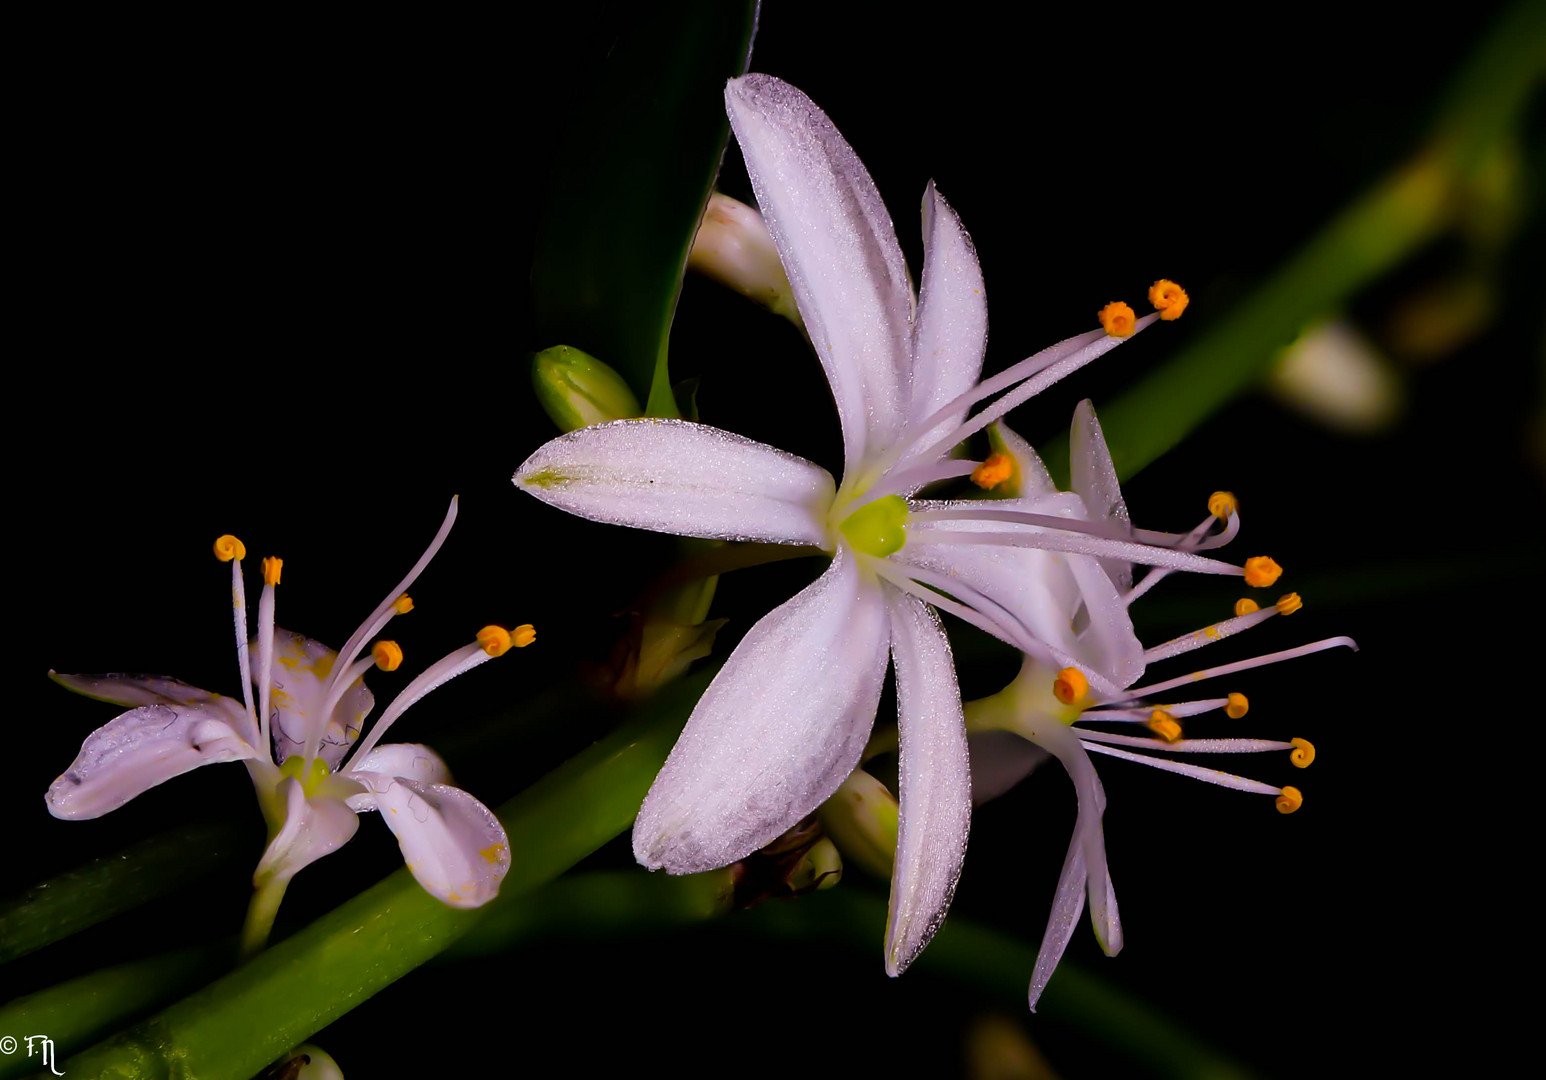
961 406 1356 1009
47 499 531 936
514 74 1261 974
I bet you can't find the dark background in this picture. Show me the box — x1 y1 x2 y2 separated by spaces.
10 2 1542 1076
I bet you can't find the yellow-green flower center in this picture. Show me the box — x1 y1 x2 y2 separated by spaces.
838 494 909 558
278 754 333 796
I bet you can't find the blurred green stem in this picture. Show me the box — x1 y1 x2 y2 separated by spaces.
1041 0 1545 484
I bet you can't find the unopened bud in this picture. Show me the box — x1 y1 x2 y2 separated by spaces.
817 769 899 880
531 345 643 433
787 836 843 893
689 193 802 326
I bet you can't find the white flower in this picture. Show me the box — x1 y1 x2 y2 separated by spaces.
962 407 1357 1010
513 74 1258 975
47 499 531 910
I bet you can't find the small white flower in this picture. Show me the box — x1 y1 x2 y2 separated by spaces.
515 75 1270 975
962 408 1356 1010
47 499 530 910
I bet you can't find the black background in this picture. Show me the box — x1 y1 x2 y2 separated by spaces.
9 2 1543 1077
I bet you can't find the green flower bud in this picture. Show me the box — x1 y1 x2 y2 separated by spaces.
817 769 899 880
787 836 843 894
531 345 643 433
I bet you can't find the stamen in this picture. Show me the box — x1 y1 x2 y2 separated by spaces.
1082 740 1283 795
1208 491 1237 520
1243 556 1283 588
1234 598 1260 616
213 535 246 562
1146 711 1182 742
1276 592 1303 615
866 459 981 500
1126 505 1241 606
1115 636 1359 701
262 557 283 586
1081 697 1230 722
1077 730 1293 754
1053 667 1089 707
394 594 414 614
909 526 1243 577
322 497 459 709
512 624 537 648
257 566 278 753
216 536 258 734
1290 738 1315 768
476 626 513 656
1098 301 1137 337
1276 786 1304 814
343 631 518 769
1226 692 1250 718
372 641 404 671
1149 279 1190 320
971 453 1014 490
1140 603 1281 665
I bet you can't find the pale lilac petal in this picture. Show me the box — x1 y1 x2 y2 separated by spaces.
1027 830 1087 1012
1065 553 1146 692
343 744 451 810
263 629 374 768
967 729 1049 806
1069 399 1133 591
884 588 972 976
353 772 510 908
46 702 261 819
515 419 834 546
726 74 913 471
909 182 987 449
633 546 890 873
49 671 258 747
255 777 360 884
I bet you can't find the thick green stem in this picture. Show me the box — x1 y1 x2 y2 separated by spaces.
238 875 290 962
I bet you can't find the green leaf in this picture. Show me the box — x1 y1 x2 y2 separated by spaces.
529 0 759 418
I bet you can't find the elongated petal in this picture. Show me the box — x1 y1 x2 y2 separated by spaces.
255 777 360 884
1027 830 1088 1012
884 588 971 976
264 629 374 768
726 74 913 470
46 702 260 819
49 671 258 747
633 547 890 873
515 419 835 546
343 744 452 805
968 729 1049 805
1069 400 1132 591
352 773 510 908
910 182 987 448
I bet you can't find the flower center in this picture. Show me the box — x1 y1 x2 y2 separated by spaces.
279 754 332 796
838 494 908 557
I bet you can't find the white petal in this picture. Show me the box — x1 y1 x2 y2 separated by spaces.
255 777 360 884
1069 400 1132 591
343 743 452 808
967 729 1049 806
726 74 913 470
1027 826 1087 1012
898 492 1143 689
884 588 971 976
909 182 987 448
633 546 891 873
50 671 258 747
353 772 510 908
515 419 835 546
263 629 374 768
46 702 260 819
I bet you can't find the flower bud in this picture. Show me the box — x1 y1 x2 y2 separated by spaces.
531 345 643 433
817 769 899 880
688 193 802 326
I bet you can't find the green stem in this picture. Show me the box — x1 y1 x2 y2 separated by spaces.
1039 0 1545 484
0 819 246 965
238 875 290 962
59 670 712 1080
